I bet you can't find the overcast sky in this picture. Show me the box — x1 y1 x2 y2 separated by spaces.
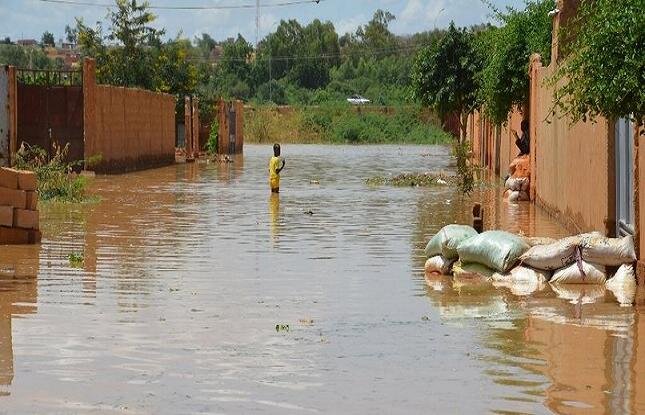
0 0 527 43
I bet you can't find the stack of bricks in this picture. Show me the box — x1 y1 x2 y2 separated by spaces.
0 167 41 245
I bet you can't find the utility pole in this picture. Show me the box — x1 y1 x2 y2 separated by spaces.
255 0 260 48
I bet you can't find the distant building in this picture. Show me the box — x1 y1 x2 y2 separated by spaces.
45 46 81 69
16 39 37 47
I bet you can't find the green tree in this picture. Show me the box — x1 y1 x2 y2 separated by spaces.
411 23 482 141
357 9 397 53
478 0 552 124
64 24 78 44
76 0 164 88
41 31 55 47
552 0 644 122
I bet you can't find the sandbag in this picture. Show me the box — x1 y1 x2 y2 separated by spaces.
550 261 607 284
456 231 529 272
519 239 578 270
492 266 549 296
492 265 551 284
550 284 607 305
424 224 478 259
424 256 455 275
519 236 558 247
606 264 637 306
579 234 636 266
507 190 529 203
505 177 529 192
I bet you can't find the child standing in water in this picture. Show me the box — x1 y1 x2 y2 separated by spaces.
269 143 286 193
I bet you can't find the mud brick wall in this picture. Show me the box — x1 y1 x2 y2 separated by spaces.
0 167 41 245
83 59 176 174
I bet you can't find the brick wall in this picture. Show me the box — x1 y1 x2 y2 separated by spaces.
83 59 176 173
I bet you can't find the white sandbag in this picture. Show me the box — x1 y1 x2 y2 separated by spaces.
579 234 636 266
519 239 578 270
606 264 637 306
550 261 607 284
550 284 607 304
519 235 558 247
424 224 478 259
505 177 529 191
424 256 455 275
492 266 549 296
507 190 529 203
492 265 551 284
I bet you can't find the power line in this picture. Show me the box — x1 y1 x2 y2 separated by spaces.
37 0 326 10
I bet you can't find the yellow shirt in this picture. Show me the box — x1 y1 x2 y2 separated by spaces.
269 156 282 188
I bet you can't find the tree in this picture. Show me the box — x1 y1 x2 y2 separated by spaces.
553 0 644 122
411 23 482 141
76 0 164 88
358 9 397 53
41 31 55 47
477 0 553 124
64 24 78 44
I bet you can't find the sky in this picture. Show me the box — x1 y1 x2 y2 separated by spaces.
0 0 527 44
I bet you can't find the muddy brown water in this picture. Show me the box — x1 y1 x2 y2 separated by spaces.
0 144 644 414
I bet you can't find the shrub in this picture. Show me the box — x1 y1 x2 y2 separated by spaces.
14 142 91 203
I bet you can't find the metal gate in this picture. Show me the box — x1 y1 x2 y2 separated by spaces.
228 103 236 155
615 117 634 236
16 69 84 164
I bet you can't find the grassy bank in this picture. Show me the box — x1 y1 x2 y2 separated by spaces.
244 103 452 145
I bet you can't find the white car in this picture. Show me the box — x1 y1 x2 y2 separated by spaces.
347 95 370 105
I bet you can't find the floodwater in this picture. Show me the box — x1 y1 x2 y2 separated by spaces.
1 144 644 414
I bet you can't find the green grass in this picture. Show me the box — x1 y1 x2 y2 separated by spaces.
245 103 453 145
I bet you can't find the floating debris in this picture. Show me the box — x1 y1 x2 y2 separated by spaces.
275 324 290 332
68 252 84 268
365 172 458 188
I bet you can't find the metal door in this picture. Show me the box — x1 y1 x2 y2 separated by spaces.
615 117 634 236
16 70 84 164
228 104 236 154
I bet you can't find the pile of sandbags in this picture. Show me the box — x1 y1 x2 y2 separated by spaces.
423 225 638 305
0 167 41 245
424 226 529 276
519 232 637 304
504 155 530 203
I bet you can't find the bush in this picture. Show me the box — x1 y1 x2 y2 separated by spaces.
14 143 90 203
256 80 287 105
206 117 219 155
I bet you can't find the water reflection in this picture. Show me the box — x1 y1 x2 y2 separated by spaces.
0 246 39 394
269 193 281 243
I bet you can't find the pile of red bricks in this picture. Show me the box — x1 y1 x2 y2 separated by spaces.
0 167 41 245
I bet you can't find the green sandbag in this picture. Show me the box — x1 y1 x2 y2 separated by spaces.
456 230 530 272
424 224 478 259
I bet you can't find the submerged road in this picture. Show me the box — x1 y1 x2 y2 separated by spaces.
0 144 643 414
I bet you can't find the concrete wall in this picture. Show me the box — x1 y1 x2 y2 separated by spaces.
83 59 175 173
